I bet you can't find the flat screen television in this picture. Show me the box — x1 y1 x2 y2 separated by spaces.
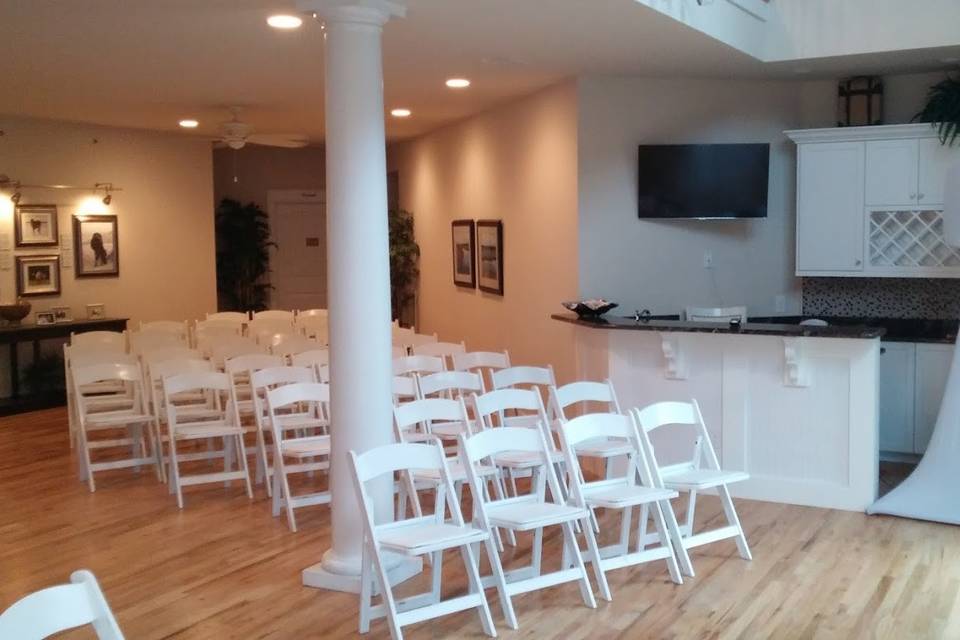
637 143 770 219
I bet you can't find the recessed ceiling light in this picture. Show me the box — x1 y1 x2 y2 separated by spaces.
390 108 412 118
179 119 199 128
267 14 303 29
445 78 471 89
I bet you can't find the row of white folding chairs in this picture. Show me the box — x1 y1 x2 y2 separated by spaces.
354 398 752 640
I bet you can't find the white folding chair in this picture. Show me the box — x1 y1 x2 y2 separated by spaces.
391 346 407 360
559 412 684 600
127 330 186 355
208 338 264 369
549 380 633 477
70 331 126 351
391 325 416 351
139 320 189 342
290 348 329 381
163 371 253 508
251 310 296 322
349 440 498 640
266 382 332 531
392 375 419 406
64 345 136 450
407 332 438 349
193 319 243 349
297 315 329 344
72 361 160 492
415 371 483 442
0 569 124 639
297 308 327 319
452 350 511 391
412 340 466 370
393 355 444 377
491 365 557 422
225 354 285 487
683 305 747 323
248 318 295 344
459 426 601 629
250 365 322 500
270 334 319 359
632 401 751 576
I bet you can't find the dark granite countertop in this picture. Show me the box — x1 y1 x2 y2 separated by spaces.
552 314 886 339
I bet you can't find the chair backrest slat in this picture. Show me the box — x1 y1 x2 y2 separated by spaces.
393 355 444 377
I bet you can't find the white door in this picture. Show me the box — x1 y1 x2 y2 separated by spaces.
269 196 327 311
914 342 954 454
865 139 919 206
878 342 915 454
918 137 957 206
796 142 865 273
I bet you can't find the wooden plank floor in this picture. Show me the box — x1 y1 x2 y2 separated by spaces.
3 409 960 639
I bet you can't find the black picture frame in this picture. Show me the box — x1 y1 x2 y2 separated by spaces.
14 204 59 248
476 220 504 295
451 219 476 288
16 254 61 297
73 215 119 277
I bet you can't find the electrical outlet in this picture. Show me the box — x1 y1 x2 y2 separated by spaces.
703 250 713 269
775 294 787 313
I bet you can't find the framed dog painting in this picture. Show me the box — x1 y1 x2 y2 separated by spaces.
15 204 59 247
16 255 61 297
73 215 119 277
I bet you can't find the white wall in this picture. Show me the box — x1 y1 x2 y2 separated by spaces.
388 82 580 381
0 116 216 394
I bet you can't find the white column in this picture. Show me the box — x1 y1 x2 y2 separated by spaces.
297 0 416 593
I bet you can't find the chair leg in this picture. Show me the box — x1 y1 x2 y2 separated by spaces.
236 433 254 500
718 484 752 560
619 505 633 555
637 504 649 551
482 535 517 630
684 489 697 536
280 459 298 532
531 527 544 577
651 501 683 585
78 429 96 493
369 542 404 640
430 550 443 603
359 546 374 634
256 428 272 497
169 437 185 509
560 521 596 609
661 499 694 577
459 542 496 638
147 421 164 482
581 514 612 602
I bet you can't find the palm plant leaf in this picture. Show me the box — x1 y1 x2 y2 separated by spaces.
913 71 960 146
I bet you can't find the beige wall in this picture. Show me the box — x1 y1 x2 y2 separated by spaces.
213 145 325 208
388 81 580 382
0 115 216 393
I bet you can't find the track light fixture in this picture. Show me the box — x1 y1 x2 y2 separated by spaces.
95 182 114 206
10 191 21 204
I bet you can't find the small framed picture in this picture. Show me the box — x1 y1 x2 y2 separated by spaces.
476 220 504 295
16 255 61 297
451 220 476 288
73 215 119 277
35 311 55 325
15 204 59 247
51 305 73 323
86 303 106 320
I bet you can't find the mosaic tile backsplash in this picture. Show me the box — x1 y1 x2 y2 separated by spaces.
802 277 960 319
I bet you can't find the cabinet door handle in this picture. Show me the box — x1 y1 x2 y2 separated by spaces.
855 259 862 266
910 192 917 200
918 192 925 201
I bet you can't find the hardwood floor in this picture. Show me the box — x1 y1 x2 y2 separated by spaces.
3 408 960 639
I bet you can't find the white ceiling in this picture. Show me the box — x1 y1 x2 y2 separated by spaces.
0 0 957 143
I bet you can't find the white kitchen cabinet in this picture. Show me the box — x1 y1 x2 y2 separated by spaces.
878 342 916 454
919 137 953 206
795 141 864 273
787 124 960 278
865 139 918 206
914 342 954 453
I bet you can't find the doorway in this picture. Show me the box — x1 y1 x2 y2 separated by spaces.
267 190 327 311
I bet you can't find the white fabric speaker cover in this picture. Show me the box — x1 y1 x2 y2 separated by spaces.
868 155 960 523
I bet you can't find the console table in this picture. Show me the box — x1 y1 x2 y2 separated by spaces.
0 317 128 415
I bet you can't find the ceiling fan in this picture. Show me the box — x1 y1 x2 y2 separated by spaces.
215 106 308 149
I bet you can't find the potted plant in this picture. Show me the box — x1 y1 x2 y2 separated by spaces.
914 70 960 146
215 198 276 312
389 208 420 326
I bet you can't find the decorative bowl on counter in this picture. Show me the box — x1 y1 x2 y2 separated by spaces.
561 299 618 319
0 300 32 325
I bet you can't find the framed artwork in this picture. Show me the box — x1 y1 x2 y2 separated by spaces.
476 220 504 295
86 303 106 319
16 255 61 297
35 311 55 325
451 220 476 288
73 215 119 277
51 306 73 323
15 204 59 247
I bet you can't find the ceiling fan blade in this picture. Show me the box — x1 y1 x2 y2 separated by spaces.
246 133 309 148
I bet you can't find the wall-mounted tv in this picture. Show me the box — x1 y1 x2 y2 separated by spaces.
637 143 769 219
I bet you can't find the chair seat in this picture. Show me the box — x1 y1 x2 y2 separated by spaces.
174 422 243 439
86 410 154 427
663 468 749 490
494 449 564 469
429 421 467 439
486 501 588 531
280 436 331 457
378 522 488 555
574 437 633 458
584 484 677 509
272 414 329 431
413 461 497 483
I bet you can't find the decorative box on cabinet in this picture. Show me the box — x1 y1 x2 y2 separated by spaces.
786 124 960 278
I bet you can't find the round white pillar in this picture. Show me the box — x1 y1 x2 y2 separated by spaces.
297 0 413 592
